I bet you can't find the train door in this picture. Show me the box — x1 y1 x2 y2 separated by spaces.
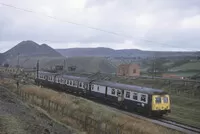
117 89 124 102
88 83 92 93
105 86 108 97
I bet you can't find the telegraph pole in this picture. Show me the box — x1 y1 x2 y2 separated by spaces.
17 53 20 69
36 60 39 79
152 56 156 79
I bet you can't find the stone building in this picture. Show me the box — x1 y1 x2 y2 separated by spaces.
117 64 140 77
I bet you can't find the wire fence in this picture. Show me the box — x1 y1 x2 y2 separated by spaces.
15 88 135 134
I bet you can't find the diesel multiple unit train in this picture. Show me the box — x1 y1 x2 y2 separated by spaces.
35 71 171 116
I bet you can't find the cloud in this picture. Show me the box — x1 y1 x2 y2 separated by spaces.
0 0 200 52
180 15 200 29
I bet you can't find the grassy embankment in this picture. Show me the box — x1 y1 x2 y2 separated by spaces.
0 78 181 134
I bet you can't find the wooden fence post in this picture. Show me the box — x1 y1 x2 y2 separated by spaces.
61 106 65 115
31 94 34 104
23 91 25 101
56 103 58 111
27 93 30 101
48 100 51 112
41 98 44 107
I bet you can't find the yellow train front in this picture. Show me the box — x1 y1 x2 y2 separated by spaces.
151 94 171 116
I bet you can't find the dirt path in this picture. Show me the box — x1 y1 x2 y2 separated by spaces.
0 86 78 134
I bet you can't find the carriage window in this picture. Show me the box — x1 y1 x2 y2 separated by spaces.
141 94 146 102
67 80 69 84
133 92 138 100
155 97 161 103
73 81 76 86
126 91 130 98
111 89 115 95
91 85 94 90
117 90 121 96
70 80 72 85
97 86 99 91
163 97 168 103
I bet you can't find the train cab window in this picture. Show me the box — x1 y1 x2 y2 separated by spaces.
126 91 130 98
111 89 115 95
141 94 146 102
155 97 161 103
163 97 168 103
133 92 138 100
91 85 94 90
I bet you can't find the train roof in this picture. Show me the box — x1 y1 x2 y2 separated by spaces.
39 71 57 75
92 80 166 95
39 71 166 95
62 75 90 82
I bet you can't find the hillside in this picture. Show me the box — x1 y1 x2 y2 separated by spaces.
57 47 115 57
56 48 196 58
3 41 62 63
7 56 116 73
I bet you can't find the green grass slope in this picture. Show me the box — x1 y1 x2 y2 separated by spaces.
170 61 200 71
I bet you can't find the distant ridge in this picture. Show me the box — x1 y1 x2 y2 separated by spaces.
56 47 196 58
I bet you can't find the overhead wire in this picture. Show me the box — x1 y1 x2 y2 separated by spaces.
0 2 180 48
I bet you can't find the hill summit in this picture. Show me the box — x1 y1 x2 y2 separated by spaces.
2 40 62 63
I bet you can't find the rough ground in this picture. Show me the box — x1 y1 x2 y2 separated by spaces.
0 86 77 134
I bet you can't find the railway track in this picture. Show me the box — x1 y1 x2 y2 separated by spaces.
103 104 200 134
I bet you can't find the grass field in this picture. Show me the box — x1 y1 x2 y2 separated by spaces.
0 78 181 134
167 95 200 128
170 61 200 71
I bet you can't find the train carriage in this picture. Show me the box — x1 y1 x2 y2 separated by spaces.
61 75 90 94
89 80 170 115
35 71 171 117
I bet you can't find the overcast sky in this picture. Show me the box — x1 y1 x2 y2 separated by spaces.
0 0 200 52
